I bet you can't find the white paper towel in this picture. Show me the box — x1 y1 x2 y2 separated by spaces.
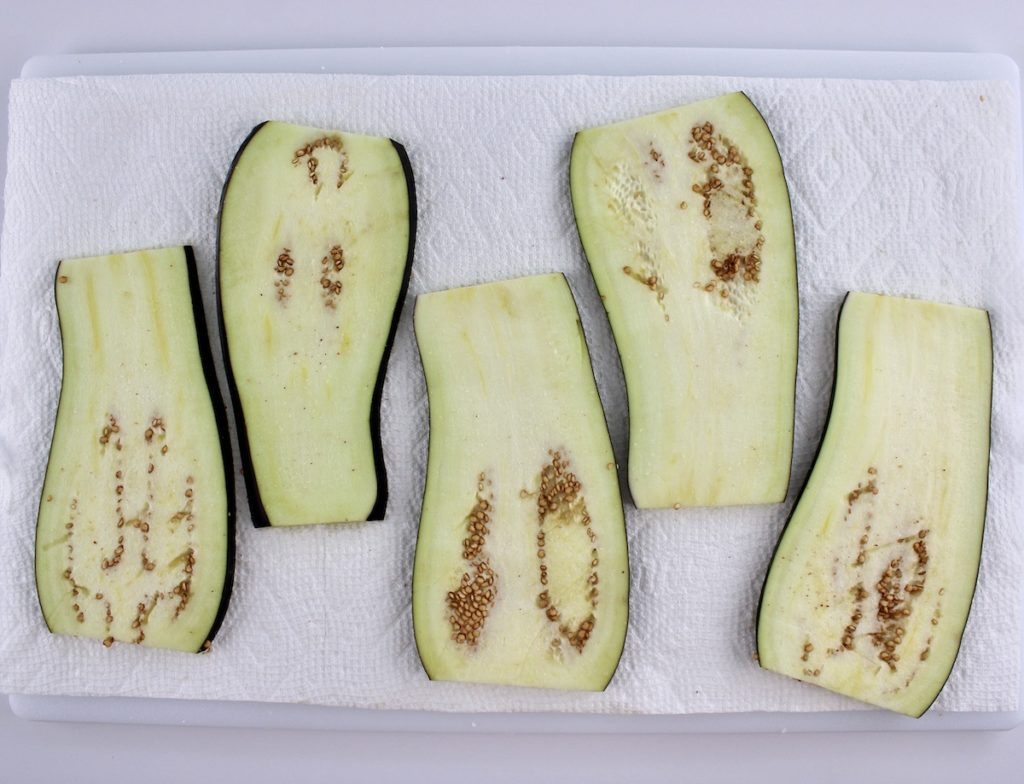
0 74 1021 715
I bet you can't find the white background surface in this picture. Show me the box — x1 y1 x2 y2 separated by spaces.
1 1 1023 782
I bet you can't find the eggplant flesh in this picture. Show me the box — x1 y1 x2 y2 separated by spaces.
218 121 414 527
412 273 629 691
757 292 992 717
35 247 233 653
570 92 797 508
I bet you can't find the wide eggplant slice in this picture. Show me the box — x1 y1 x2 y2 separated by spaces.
757 292 992 717
570 92 797 508
412 273 629 691
36 247 233 653
218 121 414 527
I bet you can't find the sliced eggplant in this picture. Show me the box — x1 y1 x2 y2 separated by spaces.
412 273 629 691
757 292 992 717
570 92 797 508
218 121 415 527
35 247 233 653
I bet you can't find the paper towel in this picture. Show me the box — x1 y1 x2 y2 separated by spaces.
0 73 1021 715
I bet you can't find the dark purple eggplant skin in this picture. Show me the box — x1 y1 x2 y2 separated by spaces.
35 246 235 653
216 122 270 528
367 140 417 521
754 293 993 718
216 123 417 528
183 246 237 648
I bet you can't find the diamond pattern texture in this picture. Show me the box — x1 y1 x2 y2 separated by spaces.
0 74 1021 715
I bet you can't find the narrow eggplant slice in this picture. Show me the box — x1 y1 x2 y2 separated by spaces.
412 274 629 691
570 92 797 508
757 292 992 717
218 121 415 527
36 247 233 653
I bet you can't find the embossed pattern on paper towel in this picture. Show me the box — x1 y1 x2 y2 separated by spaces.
0 74 1020 714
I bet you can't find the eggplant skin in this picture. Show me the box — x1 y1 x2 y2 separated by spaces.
366 140 417 522
35 247 235 653
755 293 993 717
215 123 417 528
182 247 236 649
216 122 271 529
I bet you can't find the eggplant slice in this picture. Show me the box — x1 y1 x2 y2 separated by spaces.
412 273 629 691
35 247 233 653
757 292 992 717
218 121 415 527
570 92 797 508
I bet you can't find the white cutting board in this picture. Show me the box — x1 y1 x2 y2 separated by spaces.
9 46 1024 734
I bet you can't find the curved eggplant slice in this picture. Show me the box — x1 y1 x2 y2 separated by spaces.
757 292 992 717
412 273 629 691
570 92 797 508
36 247 233 653
218 121 415 527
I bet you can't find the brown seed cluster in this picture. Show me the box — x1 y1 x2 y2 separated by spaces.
62 497 81 617
66 416 201 646
710 252 760 284
688 122 766 304
104 601 113 632
621 259 670 320
114 459 127 536
101 535 125 570
537 450 584 521
689 122 749 217
126 546 198 643
862 525 931 672
840 469 933 672
847 473 877 560
462 495 491 563
646 144 666 180
292 135 350 189
564 615 596 653
144 417 166 444
834 470 878 654
535 451 600 653
169 499 195 527
274 248 295 302
320 244 345 308
98 414 120 447
847 477 879 506
131 597 156 644
621 264 667 302
841 583 868 651
446 474 497 647
871 558 910 670
447 562 496 647
172 573 193 618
